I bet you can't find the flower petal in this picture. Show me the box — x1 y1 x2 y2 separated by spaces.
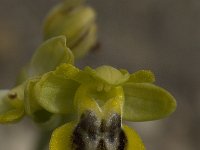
25 79 65 128
34 64 80 114
123 125 145 150
0 86 24 123
127 70 155 83
24 77 41 116
50 122 76 150
84 65 130 86
50 122 145 150
29 36 74 77
123 83 177 121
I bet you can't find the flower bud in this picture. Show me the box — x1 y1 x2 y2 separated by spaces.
43 1 97 59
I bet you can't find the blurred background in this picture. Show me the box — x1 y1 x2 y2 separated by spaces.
0 0 200 149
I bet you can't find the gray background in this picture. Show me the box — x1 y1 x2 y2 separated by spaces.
0 0 200 149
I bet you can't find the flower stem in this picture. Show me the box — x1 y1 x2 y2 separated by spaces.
36 131 51 150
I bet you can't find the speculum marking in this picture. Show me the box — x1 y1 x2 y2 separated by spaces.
72 110 127 150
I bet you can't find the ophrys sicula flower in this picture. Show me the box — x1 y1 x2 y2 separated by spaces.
46 64 176 149
0 36 176 149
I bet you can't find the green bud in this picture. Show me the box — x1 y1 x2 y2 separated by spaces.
43 2 97 59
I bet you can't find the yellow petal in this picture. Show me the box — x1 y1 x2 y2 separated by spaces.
123 125 146 150
50 122 76 150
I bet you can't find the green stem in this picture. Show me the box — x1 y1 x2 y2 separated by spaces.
36 131 51 150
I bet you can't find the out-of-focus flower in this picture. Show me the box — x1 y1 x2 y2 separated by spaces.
43 0 97 59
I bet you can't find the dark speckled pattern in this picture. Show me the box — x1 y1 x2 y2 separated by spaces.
72 111 127 150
